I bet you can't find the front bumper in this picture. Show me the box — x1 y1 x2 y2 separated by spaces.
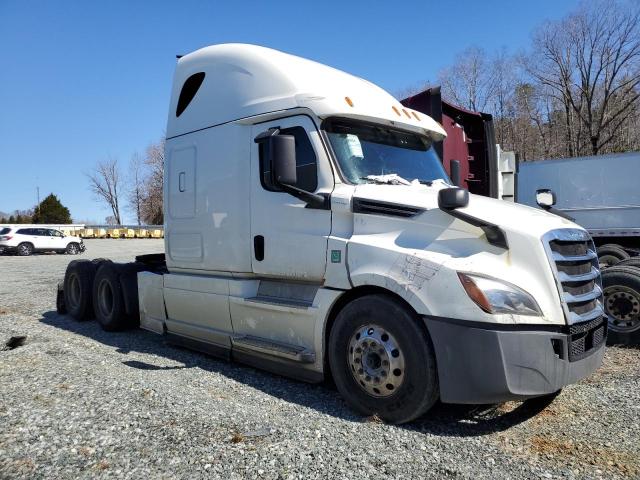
425 316 606 404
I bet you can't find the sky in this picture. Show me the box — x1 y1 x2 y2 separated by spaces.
0 0 583 223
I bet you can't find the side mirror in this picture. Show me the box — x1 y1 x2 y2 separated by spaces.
438 187 469 210
269 135 297 186
536 189 556 208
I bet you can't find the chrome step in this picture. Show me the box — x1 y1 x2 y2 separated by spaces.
245 295 312 309
232 335 315 363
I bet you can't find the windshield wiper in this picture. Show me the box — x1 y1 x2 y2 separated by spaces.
360 174 412 185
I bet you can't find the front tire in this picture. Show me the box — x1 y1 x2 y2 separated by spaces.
17 242 33 256
328 294 439 424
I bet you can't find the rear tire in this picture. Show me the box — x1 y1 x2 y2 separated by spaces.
66 242 80 255
93 263 129 331
17 242 33 256
602 265 640 345
597 244 630 268
328 294 439 424
63 260 97 320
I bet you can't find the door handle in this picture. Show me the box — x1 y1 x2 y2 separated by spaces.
254 235 264 261
179 172 185 192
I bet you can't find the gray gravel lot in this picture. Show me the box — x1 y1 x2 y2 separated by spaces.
0 239 638 479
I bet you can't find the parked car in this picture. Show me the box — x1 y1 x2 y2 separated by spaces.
0 227 85 256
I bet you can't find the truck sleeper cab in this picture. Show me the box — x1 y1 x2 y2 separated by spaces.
63 44 606 424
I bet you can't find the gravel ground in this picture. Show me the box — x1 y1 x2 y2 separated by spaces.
0 239 638 479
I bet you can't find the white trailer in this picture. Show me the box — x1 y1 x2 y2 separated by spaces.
517 152 640 344
517 152 640 242
57 44 606 423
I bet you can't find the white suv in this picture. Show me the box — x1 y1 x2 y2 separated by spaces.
0 227 86 256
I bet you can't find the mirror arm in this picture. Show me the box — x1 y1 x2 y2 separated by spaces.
280 183 329 210
540 205 575 222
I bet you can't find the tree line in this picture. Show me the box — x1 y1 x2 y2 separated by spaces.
0 194 72 224
399 0 640 161
87 137 164 225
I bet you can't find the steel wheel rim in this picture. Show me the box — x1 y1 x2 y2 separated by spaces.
97 278 114 318
347 324 405 398
68 274 81 308
604 285 640 333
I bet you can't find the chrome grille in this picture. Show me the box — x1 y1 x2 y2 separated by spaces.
542 229 604 325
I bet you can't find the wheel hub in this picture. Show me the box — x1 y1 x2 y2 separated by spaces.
604 285 640 333
347 325 404 397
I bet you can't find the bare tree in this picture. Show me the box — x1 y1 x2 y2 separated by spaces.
525 0 640 155
127 153 144 225
141 138 165 225
87 157 122 225
439 46 496 112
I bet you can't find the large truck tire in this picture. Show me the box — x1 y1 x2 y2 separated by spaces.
616 257 640 268
63 260 97 320
328 294 439 424
601 265 640 345
597 244 630 268
93 263 131 332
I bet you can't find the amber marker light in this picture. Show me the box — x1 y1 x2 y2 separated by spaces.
457 272 492 313
345 96 354 107
412 111 420 121
402 108 412 119
392 106 401 116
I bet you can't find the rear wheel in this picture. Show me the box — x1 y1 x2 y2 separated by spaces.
66 242 80 255
328 294 439 424
93 263 129 331
17 242 33 256
602 265 640 345
63 260 97 320
597 244 630 268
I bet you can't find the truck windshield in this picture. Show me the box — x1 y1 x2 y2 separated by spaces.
324 118 450 185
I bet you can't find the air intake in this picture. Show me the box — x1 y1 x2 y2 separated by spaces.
352 198 424 218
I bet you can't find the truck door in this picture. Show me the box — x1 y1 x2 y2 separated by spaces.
250 115 332 281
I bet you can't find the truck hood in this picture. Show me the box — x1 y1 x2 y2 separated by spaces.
344 182 584 325
352 182 578 238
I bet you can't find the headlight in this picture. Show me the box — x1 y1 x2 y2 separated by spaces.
457 272 542 316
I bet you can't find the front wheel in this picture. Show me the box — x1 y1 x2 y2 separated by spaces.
328 294 439 424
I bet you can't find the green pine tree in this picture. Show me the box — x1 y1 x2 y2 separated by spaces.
32 194 72 224
8 215 15 223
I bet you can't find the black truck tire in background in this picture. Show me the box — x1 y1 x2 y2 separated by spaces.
63 260 97 320
616 257 640 269
597 244 630 268
601 265 640 345
328 294 439 424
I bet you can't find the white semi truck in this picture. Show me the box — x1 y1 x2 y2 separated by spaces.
57 44 607 424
